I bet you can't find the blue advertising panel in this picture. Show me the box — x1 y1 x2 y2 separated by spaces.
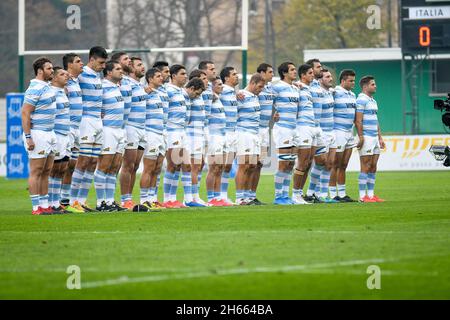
6 93 29 179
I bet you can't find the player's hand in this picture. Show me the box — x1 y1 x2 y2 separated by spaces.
145 86 154 94
26 138 35 151
273 112 280 123
379 137 386 149
236 92 245 101
357 136 364 150
293 81 304 89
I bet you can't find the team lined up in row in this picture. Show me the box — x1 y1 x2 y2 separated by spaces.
22 46 384 215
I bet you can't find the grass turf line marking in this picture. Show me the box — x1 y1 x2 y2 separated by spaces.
80 255 437 289
1 230 449 235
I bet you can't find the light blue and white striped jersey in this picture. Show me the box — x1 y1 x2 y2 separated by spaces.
220 84 238 133
333 86 356 133
297 83 316 128
166 83 187 132
237 90 260 135
24 79 56 132
157 84 169 125
258 82 274 129
310 79 323 127
145 90 164 135
208 95 226 136
320 88 334 133
187 96 205 137
51 86 70 136
119 75 133 128
356 93 379 137
102 79 124 128
272 81 298 131
78 66 102 120
66 77 82 130
127 77 147 130
202 82 213 122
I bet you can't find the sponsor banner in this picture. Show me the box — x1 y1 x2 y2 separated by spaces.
6 93 29 179
0 143 6 177
346 134 450 171
1 134 448 177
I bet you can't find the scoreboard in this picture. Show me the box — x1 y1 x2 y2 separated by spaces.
401 0 450 54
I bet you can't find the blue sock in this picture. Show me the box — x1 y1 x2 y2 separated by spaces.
214 191 221 199
48 177 56 206
359 172 368 199
61 183 71 200
53 177 62 206
163 172 174 202
236 190 245 200
182 171 193 203
367 173 376 197
149 187 157 201
192 184 199 198
207 190 215 201
94 170 107 206
155 174 161 198
30 194 40 211
320 169 331 198
274 171 286 199
221 172 230 199
170 171 180 202
282 172 292 198
78 170 94 204
307 164 323 196
39 195 49 209
70 169 84 204
105 174 116 204
140 188 150 204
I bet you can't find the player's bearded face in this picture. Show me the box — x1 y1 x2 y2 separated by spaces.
43 63 54 81
120 56 132 73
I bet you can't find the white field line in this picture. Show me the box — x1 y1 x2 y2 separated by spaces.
79 255 437 289
1 253 446 276
0 230 449 235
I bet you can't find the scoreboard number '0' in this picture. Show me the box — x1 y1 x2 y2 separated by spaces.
419 26 431 47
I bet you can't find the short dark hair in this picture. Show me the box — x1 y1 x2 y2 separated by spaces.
305 58 320 66
103 60 119 77
339 69 356 82
33 57 52 76
278 62 294 80
198 60 214 70
145 67 161 82
153 61 169 70
298 64 313 76
110 51 128 62
257 63 273 73
170 64 186 78
359 75 375 88
220 67 235 83
53 66 64 76
89 46 108 60
186 77 205 91
189 69 206 80
130 57 142 67
62 53 79 70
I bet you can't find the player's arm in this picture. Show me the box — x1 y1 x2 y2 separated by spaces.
378 125 385 149
21 103 35 151
355 110 364 150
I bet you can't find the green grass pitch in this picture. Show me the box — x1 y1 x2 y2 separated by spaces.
0 171 449 299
